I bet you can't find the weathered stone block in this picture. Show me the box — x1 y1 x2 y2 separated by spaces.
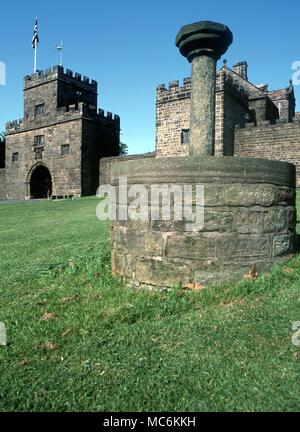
272 234 295 256
263 208 287 233
204 209 235 232
286 207 297 230
216 234 271 260
135 258 191 287
122 229 163 256
166 233 216 259
236 210 264 233
204 184 278 207
111 250 134 278
277 187 295 206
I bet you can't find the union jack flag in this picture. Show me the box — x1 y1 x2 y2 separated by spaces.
32 18 39 49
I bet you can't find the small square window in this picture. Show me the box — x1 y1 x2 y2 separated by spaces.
12 152 18 162
34 135 44 147
181 129 190 145
35 104 45 117
61 144 70 156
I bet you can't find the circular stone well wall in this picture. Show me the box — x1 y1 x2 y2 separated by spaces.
110 156 296 288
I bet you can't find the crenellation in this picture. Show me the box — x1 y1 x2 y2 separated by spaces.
45 67 52 76
24 65 97 89
168 80 179 88
156 59 297 159
156 78 192 105
6 118 24 133
156 84 166 92
183 77 191 85
81 104 120 124
235 116 300 186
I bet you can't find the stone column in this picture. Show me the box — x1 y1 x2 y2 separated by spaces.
176 21 233 156
190 55 216 155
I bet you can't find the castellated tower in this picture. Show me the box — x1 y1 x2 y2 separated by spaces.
156 61 296 160
4 65 120 199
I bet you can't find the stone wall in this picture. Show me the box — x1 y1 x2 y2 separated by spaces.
110 156 296 288
216 71 249 155
0 169 6 199
155 79 191 157
234 114 300 185
99 152 155 186
5 106 120 199
5 118 82 199
82 116 120 195
156 73 249 157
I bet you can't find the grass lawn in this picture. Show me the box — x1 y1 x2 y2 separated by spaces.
0 196 299 412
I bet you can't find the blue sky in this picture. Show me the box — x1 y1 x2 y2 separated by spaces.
0 0 299 154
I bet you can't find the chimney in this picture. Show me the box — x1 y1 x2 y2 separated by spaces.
233 61 248 81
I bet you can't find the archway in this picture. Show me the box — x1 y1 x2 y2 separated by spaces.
30 165 52 199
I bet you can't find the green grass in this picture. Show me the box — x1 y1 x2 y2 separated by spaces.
0 196 299 412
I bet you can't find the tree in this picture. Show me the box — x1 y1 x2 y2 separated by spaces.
119 141 128 156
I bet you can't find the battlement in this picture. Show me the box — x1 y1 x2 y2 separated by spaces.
156 78 191 103
6 103 120 134
156 73 248 106
5 118 24 133
235 112 300 130
217 71 248 106
24 65 97 90
81 103 120 125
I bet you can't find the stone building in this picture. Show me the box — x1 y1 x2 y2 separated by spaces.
0 65 120 199
155 61 300 184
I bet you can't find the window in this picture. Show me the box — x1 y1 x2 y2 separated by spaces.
34 135 44 148
34 104 45 117
12 152 18 162
61 144 70 156
181 129 190 145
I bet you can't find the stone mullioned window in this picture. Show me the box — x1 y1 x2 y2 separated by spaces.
61 144 70 156
34 135 44 148
34 104 45 118
12 152 18 162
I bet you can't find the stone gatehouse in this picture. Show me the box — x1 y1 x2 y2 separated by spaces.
0 65 120 199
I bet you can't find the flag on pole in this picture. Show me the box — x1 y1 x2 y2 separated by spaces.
32 18 39 48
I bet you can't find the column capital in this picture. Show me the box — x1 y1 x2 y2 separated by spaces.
176 21 233 62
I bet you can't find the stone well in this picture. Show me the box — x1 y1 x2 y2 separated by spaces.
110 21 297 289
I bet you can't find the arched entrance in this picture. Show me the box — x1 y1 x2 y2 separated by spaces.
30 165 52 199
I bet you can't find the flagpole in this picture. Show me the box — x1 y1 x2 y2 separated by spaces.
34 39 37 73
60 41 63 66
